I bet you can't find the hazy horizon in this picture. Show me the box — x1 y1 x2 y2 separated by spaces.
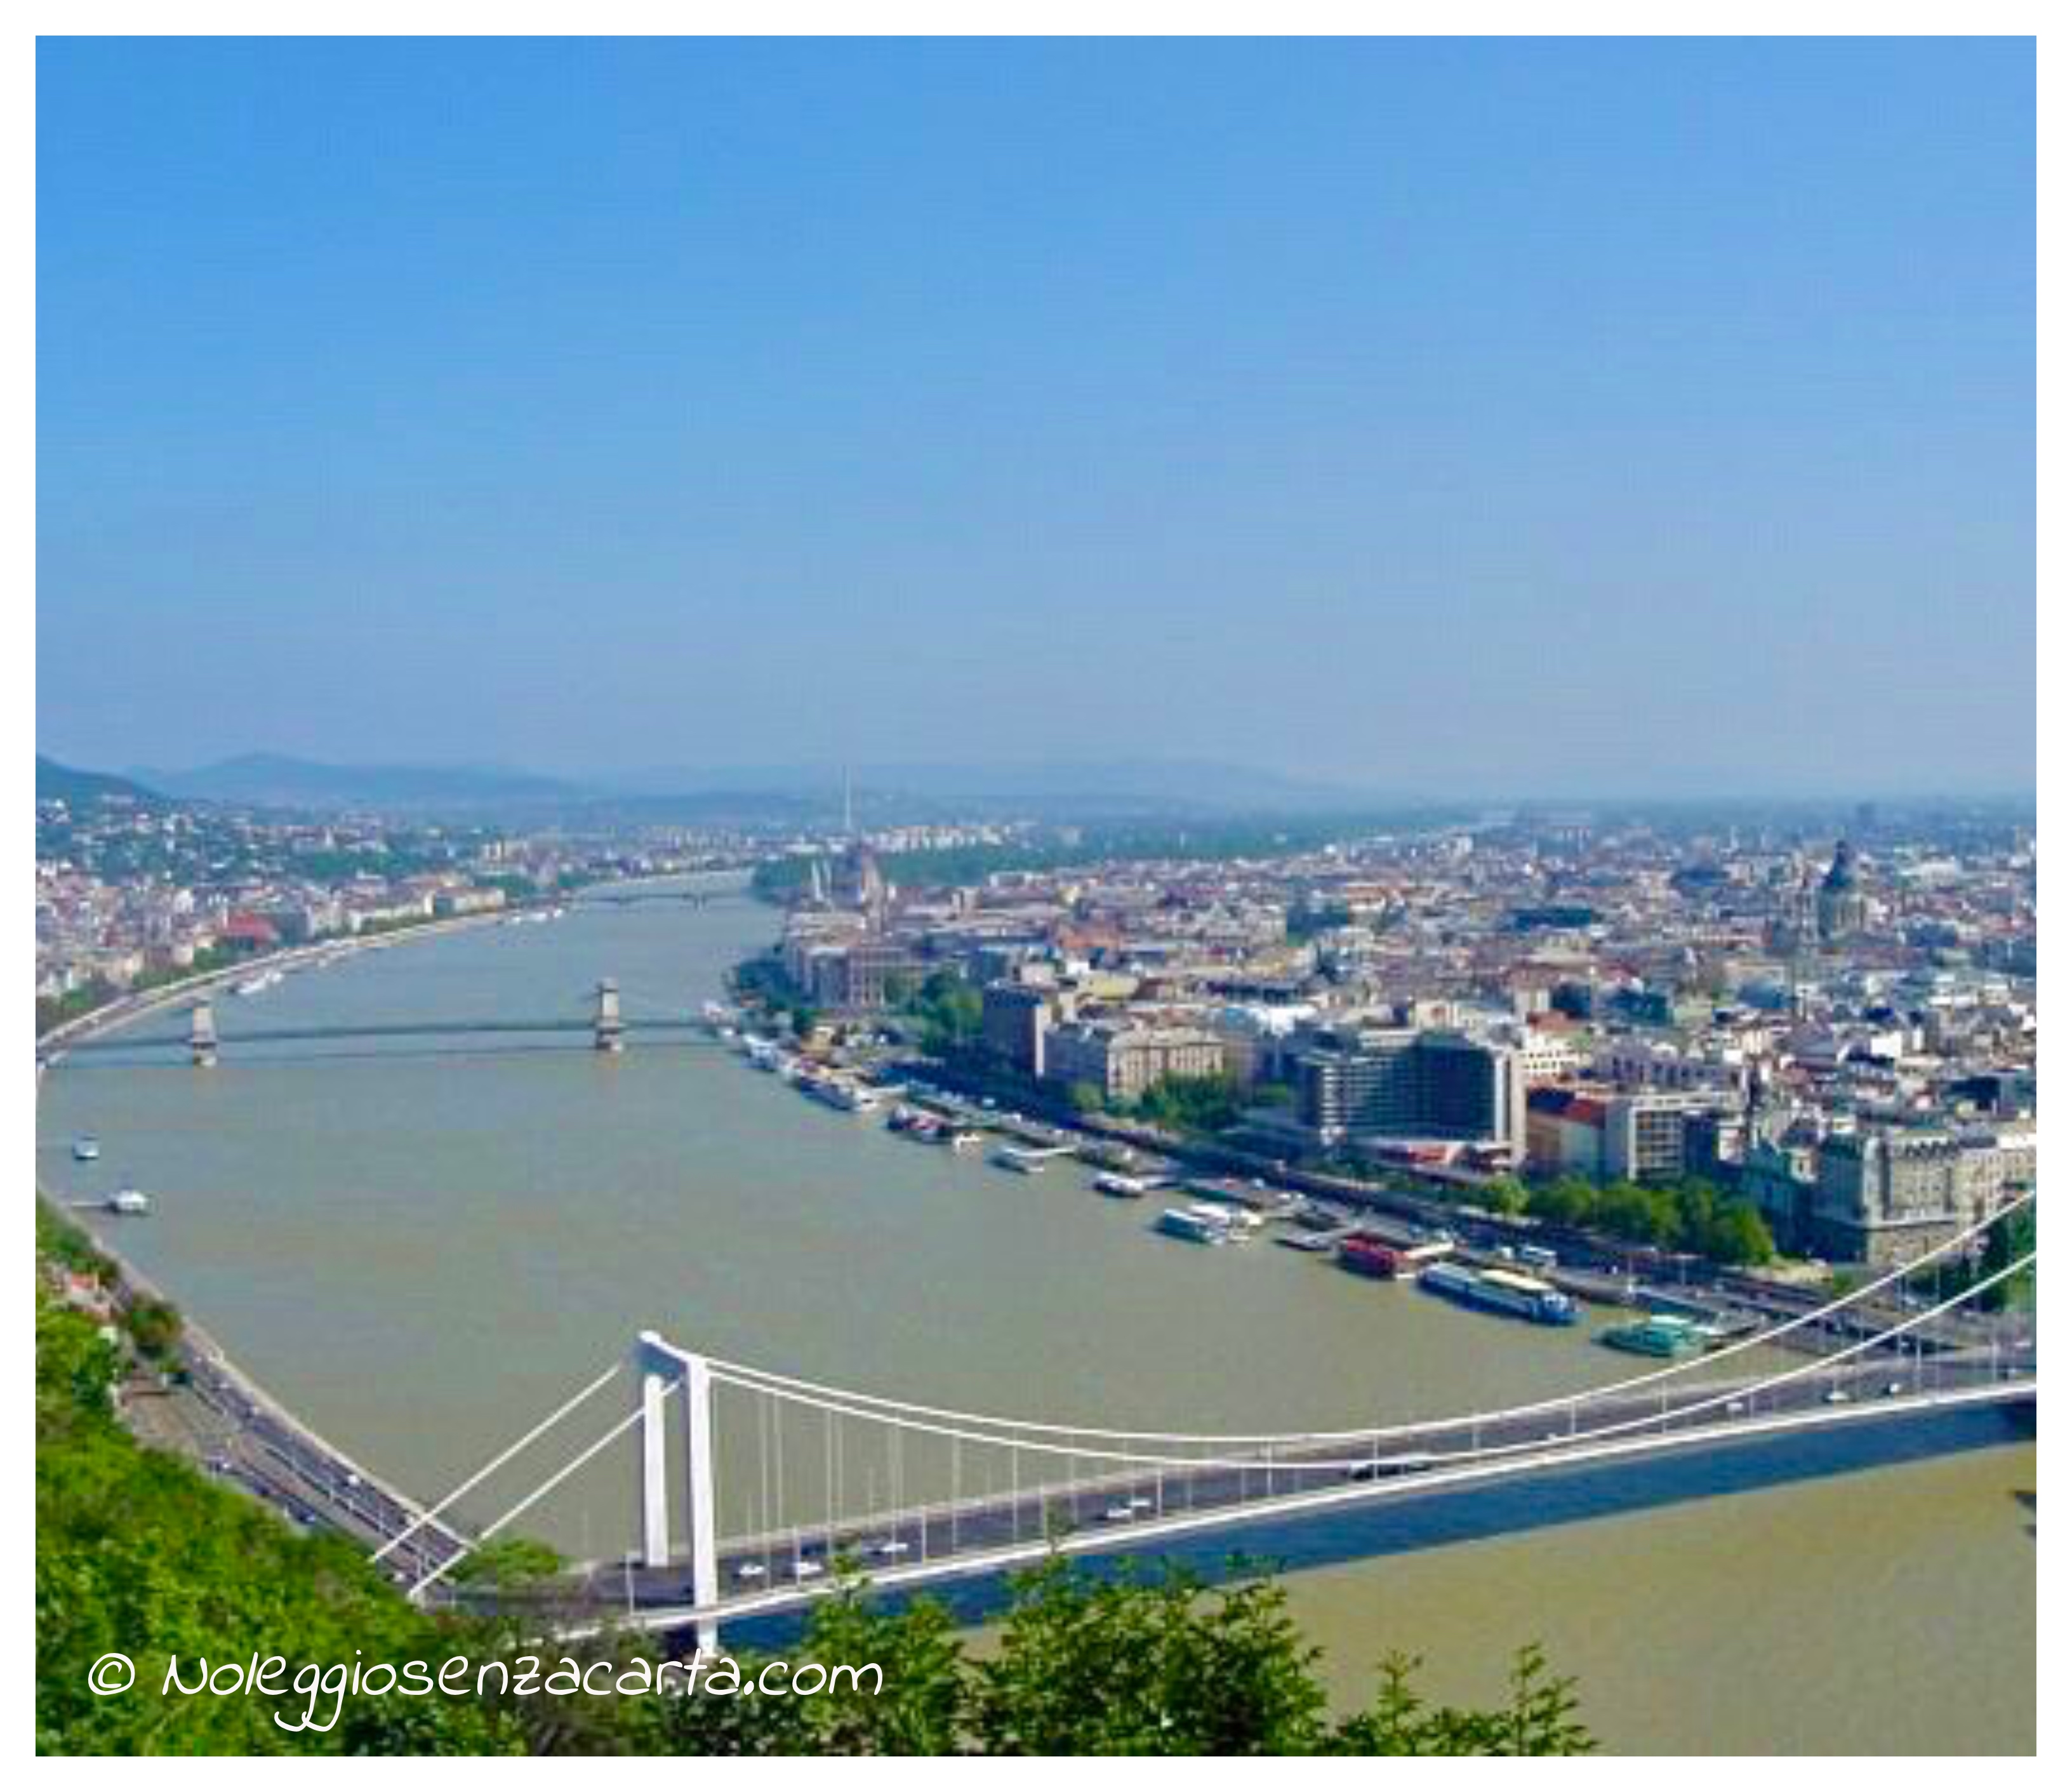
37 39 2036 800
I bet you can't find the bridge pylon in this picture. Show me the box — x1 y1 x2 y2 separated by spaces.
189 998 218 1068
594 980 625 1054
637 1332 720 1650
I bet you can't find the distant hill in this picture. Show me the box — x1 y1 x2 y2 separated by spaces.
135 753 583 813
606 759 1391 819
36 755 163 809
114 753 1394 823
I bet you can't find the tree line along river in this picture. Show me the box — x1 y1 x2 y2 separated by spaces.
35 882 2035 1753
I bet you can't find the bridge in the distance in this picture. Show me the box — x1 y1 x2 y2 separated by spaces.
571 889 726 910
374 1195 2034 1648
56 981 722 1061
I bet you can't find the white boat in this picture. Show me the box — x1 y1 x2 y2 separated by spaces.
1154 1204 1235 1244
992 1143 1075 1175
1094 1171 1166 1198
108 1188 152 1216
803 1076 882 1113
72 1136 101 1163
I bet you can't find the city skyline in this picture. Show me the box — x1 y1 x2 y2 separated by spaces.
36 38 2035 798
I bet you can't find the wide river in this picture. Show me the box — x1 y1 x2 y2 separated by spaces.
36 887 2035 1753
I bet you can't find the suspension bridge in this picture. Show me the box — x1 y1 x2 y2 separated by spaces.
360 1195 2033 1649
571 889 725 910
56 980 723 1062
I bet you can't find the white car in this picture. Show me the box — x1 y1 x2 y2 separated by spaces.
872 1538 912 1558
734 1563 769 1583
1101 1505 1135 1523
792 1560 826 1581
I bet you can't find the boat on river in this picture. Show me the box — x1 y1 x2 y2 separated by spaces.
992 1143 1073 1175
1154 1203 1249 1245
1419 1261 1577 1326
1600 1312 1713 1358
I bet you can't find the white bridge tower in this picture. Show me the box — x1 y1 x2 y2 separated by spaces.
189 998 218 1068
594 980 625 1053
636 1331 720 1649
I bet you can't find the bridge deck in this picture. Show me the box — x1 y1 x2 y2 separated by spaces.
528 1354 2032 1637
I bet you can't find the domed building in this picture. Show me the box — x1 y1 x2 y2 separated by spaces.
1816 839 1870 942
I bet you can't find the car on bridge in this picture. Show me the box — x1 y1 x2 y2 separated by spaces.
1346 1452 1436 1482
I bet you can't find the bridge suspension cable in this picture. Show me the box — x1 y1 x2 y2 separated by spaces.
371 1358 623 1564
410 1377 682 1602
402 1247 2030 1637
701 1252 2032 1482
698 1190 2033 1454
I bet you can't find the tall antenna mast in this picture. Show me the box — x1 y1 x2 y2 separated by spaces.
843 766 854 838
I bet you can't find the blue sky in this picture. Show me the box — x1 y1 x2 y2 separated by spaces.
37 38 2035 797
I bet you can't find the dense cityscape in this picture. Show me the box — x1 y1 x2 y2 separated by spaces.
41 751 2036 1280
747 798 2038 1275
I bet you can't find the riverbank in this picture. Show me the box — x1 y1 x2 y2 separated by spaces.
35 866 758 1062
719 971 1831 1324
36 905 523 1061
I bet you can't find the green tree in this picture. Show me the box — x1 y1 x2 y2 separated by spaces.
1131 1073 1244 1136
1527 1178 1593 1228
1331 1644 1595 1755
449 1537 565 1591
1974 1204 2036 1311
1482 1176 1530 1218
906 971 983 1057
969 1556 1328 1754
125 1296 184 1360
1703 1202 1776 1268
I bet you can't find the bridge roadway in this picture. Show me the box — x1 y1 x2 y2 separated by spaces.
514 1346 2034 1635
573 891 721 909
170 1341 469 1589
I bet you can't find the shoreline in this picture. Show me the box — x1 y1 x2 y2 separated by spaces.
31 894 601 1565
31 867 760 1561
37 905 529 1062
